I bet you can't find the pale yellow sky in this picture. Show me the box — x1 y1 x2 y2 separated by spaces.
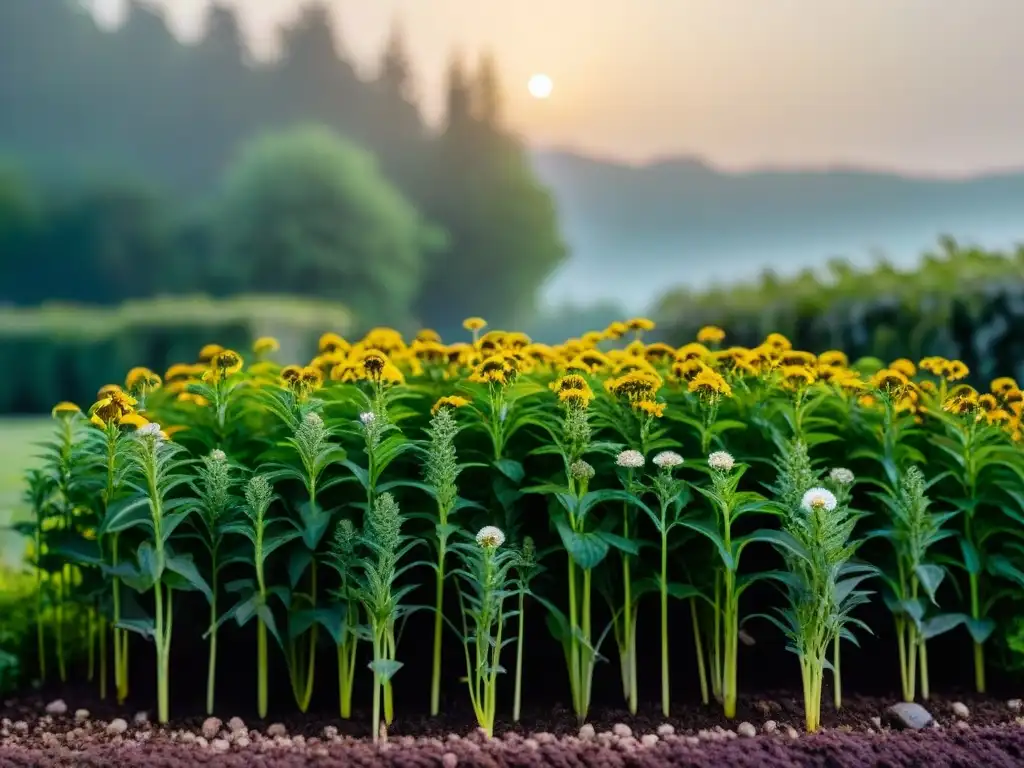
89 0 1024 174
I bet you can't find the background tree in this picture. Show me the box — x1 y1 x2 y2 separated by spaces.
213 125 442 327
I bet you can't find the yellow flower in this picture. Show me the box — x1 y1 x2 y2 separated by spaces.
125 366 161 393
889 358 917 378
567 350 609 374
97 383 122 399
281 365 304 387
214 349 243 375
163 425 187 439
818 350 849 367
943 390 979 416
51 402 81 418
634 399 666 418
604 321 628 340
674 343 711 363
764 333 792 352
943 360 970 382
581 331 605 347
300 366 324 392
626 317 655 332
992 377 1018 396
688 368 732 399
165 363 197 382
469 354 517 386
431 395 470 414
198 344 224 363
780 350 816 367
871 368 910 395
319 333 349 355
89 390 137 428
607 370 662 402
779 365 817 390
671 358 708 383
411 339 449 364
118 413 150 429
360 350 390 382
978 393 999 412
462 317 487 332
696 325 726 344
643 342 676 363
253 336 280 355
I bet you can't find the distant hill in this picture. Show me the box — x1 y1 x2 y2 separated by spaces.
529 150 1024 312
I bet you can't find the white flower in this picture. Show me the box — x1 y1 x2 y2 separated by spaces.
829 467 855 486
708 451 735 472
653 451 684 469
801 487 838 513
475 526 506 549
211 449 227 462
616 450 645 469
137 423 163 439
359 412 376 425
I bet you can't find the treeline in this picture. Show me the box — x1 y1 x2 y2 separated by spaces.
0 1 565 336
655 237 1024 385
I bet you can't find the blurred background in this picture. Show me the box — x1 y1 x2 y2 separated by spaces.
3 0 1024 562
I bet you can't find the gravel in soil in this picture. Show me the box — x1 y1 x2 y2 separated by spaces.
3 690 1024 767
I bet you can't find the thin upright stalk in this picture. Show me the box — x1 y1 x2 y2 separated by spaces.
98 615 107 700
513 587 525 722
430 538 446 717
659 523 670 717
919 636 930 700
206 571 218 715
832 636 841 710
256 617 268 718
690 598 709 705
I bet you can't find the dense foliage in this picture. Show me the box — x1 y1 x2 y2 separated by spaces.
15 319 1024 736
0 2 566 335
655 238 1024 385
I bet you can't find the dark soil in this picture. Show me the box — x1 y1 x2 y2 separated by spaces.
2 689 1024 767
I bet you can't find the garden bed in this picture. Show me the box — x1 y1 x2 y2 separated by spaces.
2 690 1024 767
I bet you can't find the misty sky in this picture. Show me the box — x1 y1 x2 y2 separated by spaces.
88 0 1024 175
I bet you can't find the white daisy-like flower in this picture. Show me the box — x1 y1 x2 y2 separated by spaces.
653 451 684 469
211 449 227 462
708 451 735 472
616 450 645 469
359 411 376 425
829 467 855 486
137 422 163 439
801 487 838 513
475 525 506 549
571 460 595 480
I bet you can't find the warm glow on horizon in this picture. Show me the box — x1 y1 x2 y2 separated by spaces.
528 73 553 99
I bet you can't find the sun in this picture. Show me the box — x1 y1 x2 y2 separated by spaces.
528 73 553 99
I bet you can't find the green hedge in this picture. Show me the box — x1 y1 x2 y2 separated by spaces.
654 239 1024 385
0 295 354 414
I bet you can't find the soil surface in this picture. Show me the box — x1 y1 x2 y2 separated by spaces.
3 689 1024 766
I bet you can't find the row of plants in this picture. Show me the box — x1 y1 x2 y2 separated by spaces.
18 319 1024 738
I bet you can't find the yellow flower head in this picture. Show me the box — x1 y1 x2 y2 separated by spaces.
992 377 1019 396
164 363 198 383
604 321 628 340
871 368 910 396
818 350 849 368
607 370 662 402
581 331 606 347
634 399 666 418
779 365 817 391
411 339 449 364
889 358 917 378
198 344 224 363
978 393 999 413
431 395 471 415
943 389 979 416
643 342 676 363
688 367 733 399
943 359 970 382
626 317 656 333
462 317 487 333
764 333 792 352
213 349 243 376
319 332 349 355
1003 388 1024 407
671 358 708 383
89 389 137 428
125 366 162 394
568 350 609 374
696 325 726 345
280 365 304 386
674 343 711 363
118 412 150 430
253 336 280 355
918 356 947 375
469 353 518 386
51 402 81 419
97 383 122 399
478 331 506 355
359 350 390 382
780 350 816 367
300 366 324 392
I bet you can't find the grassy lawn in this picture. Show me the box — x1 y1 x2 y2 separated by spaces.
0 417 52 568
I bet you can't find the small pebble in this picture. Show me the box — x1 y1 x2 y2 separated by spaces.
74 709 90 722
228 717 246 733
323 725 339 740
578 723 595 740
684 736 700 746
657 723 675 736
106 718 128 735
267 722 287 737
133 711 149 725
13 721 27 733
442 753 458 768
871 716 882 729
641 734 659 747
535 731 555 745
236 736 251 748
952 701 970 719
211 738 230 752
612 722 632 738
202 717 222 739
181 732 196 743
955 720 971 731
785 726 799 739
196 736 209 748
1009 699 1023 713
763 720 777 734
523 738 539 751
44 699 67 716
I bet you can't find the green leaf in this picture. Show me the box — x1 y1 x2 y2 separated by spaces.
287 548 312 589
959 537 982 575
735 528 806 563
964 617 996 644
368 658 404 682
100 496 152 536
554 518 609 570
298 500 331 550
49 536 102 567
914 564 945 604
164 553 212 602
494 459 525 484
262 528 302 564
677 517 733 570
115 617 156 641
595 531 640 556
920 613 967 640
256 603 284 649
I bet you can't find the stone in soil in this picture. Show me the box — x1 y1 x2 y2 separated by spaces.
44 699 67 716
883 702 935 730
952 701 971 719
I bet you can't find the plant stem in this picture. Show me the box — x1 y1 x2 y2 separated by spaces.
430 536 446 717
384 623 396 725
660 525 670 718
371 630 382 744
56 570 66 683
154 580 169 723
567 553 581 719
969 572 985 692
919 635 930 700
98 615 107 700
620 504 637 713
895 616 910 701
513 587 525 722
35 528 46 682
832 635 841 710
206 591 218 715
257 616 268 718
690 598 709 705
